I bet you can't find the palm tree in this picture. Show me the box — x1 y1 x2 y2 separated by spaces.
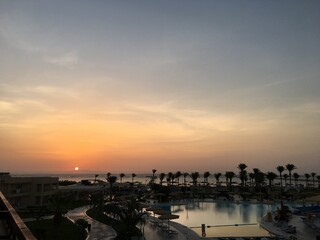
214 173 221 184
203 171 211 185
120 173 125 183
237 163 248 187
168 172 175 185
266 172 277 189
311 172 316 187
293 173 300 186
166 177 171 186
276 166 285 190
253 168 265 189
94 174 99 185
304 173 311 187
191 172 200 196
283 173 289 186
106 175 118 201
225 171 235 189
191 172 200 187
249 172 255 186
183 172 189 187
152 169 157 184
159 173 166 186
49 191 74 237
152 169 157 177
104 198 146 239
131 173 136 183
285 164 296 186
175 171 182 186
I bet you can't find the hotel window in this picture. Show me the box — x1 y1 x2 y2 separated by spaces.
37 184 42 192
36 196 41 204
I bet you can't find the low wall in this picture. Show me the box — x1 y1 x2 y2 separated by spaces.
0 191 36 240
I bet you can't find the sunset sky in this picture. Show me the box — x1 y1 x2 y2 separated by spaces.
1 1 319 174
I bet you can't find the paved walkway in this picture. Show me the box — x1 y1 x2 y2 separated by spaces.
67 206 117 240
142 216 200 240
67 206 201 240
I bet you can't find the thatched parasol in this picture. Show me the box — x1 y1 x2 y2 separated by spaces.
158 214 179 220
158 214 179 230
153 209 170 215
304 195 320 202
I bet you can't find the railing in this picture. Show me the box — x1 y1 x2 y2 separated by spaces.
0 191 36 240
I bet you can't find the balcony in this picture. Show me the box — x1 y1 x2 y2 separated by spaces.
0 191 36 240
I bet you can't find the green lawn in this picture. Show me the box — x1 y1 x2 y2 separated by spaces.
25 217 87 240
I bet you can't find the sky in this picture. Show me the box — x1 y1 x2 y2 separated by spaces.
0 0 319 174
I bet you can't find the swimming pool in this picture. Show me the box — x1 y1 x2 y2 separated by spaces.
165 200 292 238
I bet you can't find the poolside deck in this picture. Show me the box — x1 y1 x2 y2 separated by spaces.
260 214 320 240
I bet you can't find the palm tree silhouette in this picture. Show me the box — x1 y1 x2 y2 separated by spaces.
311 172 316 187
249 172 255 186
266 172 277 189
94 174 99 185
159 173 166 186
168 172 175 185
252 168 264 189
183 172 189 187
120 173 125 183
305 173 311 187
175 171 182 186
203 171 211 185
106 175 118 201
225 171 235 190
276 166 285 191
131 173 136 183
191 172 200 197
285 164 296 186
191 172 200 186
152 169 157 184
214 173 221 185
237 163 247 187
283 173 289 186
293 173 300 186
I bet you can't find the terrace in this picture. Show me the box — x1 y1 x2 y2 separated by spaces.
0 191 36 240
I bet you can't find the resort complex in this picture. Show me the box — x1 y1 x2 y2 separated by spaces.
0 173 59 208
0 164 320 239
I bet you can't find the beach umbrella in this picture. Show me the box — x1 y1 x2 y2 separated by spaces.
153 209 170 215
158 214 179 220
304 195 320 203
158 214 179 230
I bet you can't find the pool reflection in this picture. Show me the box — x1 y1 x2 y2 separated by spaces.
170 201 269 227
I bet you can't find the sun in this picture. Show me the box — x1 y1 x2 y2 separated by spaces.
74 166 79 171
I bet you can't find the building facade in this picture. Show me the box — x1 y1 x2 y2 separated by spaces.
0 172 58 208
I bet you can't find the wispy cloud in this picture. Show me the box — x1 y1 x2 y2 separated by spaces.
44 52 79 69
0 14 44 54
294 100 320 114
1 84 79 99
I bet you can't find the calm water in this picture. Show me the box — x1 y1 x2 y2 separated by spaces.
165 201 285 238
164 201 302 238
169 201 271 227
